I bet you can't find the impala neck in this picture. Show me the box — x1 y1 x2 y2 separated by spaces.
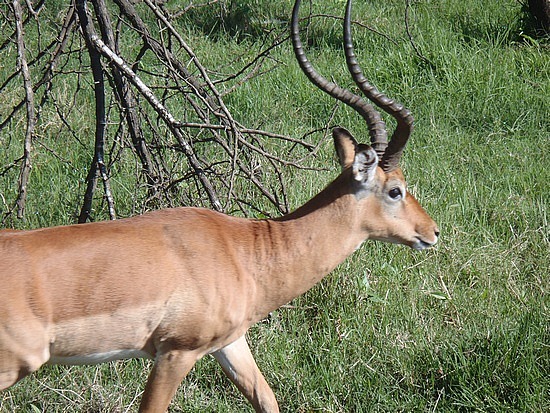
250 171 365 318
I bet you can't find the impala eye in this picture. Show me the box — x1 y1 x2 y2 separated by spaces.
389 187 402 200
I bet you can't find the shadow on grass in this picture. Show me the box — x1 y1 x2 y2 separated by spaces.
449 1 549 47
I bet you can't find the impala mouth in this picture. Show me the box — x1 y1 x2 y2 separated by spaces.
411 236 437 251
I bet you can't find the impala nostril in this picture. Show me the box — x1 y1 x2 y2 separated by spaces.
434 230 440 238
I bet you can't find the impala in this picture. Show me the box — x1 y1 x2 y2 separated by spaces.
0 0 439 412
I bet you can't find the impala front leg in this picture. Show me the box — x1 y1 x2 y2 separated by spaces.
138 349 197 413
213 335 279 413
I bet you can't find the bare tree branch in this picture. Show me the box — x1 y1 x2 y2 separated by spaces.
91 0 161 198
12 0 36 219
86 30 223 211
76 0 116 222
1 0 328 226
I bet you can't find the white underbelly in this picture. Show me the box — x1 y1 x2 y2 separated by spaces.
49 349 152 365
47 306 162 365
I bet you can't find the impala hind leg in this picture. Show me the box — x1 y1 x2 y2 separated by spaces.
213 335 279 413
138 350 197 413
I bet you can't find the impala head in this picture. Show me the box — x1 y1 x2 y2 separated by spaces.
292 0 439 250
333 127 438 250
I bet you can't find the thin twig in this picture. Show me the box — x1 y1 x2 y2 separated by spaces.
309 13 399 46
404 0 436 69
169 0 220 20
177 122 315 150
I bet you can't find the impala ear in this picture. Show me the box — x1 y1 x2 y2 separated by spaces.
352 145 378 183
333 127 358 169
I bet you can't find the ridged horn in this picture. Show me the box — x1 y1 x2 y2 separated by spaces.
343 0 414 172
291 0 388 155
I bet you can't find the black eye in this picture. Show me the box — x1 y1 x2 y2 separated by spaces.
389 187 402 200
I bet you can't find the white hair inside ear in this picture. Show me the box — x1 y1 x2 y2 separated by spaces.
352 147 378 183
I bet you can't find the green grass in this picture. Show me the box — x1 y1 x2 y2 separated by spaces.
1 0 549 412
